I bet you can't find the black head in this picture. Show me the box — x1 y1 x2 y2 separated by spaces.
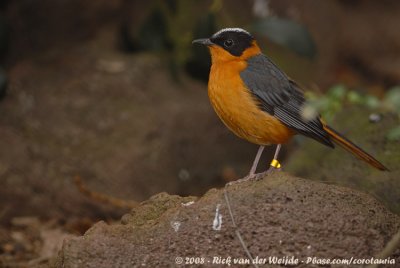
193 28 254 57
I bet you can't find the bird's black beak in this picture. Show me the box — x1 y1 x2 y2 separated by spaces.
192 38 213 46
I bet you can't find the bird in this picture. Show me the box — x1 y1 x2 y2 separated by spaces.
192 27 388 180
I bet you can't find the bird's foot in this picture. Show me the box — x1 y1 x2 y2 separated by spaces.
226 174 254 186
226 159 282 186
226 169 273 186
250 166 281 181
265 165 282 174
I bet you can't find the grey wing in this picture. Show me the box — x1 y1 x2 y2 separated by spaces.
240 54 333 147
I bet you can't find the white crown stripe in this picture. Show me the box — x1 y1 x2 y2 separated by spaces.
212 28 251 38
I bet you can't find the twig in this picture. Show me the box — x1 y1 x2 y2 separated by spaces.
367 228 400 268
74 176 138 209
224 186 259 268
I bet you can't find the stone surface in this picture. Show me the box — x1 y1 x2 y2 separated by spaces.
286 107 400 214
57 172 400 267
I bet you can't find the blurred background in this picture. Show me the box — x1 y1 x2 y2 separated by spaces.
0 0 399 266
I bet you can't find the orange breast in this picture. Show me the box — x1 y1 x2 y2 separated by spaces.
208 58 294 145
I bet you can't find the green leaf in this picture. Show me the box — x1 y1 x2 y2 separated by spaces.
328 84 347 100
347 90 363 104
364 95 380 109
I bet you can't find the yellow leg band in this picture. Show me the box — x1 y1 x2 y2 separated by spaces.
270 159 281 169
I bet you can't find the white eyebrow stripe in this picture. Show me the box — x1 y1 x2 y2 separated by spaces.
212 28 251 38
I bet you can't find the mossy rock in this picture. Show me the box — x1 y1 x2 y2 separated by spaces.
286 106 400 214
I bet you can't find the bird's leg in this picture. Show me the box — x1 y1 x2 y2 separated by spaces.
226 144 282 186
252 144 282 180
227 146 265 186
267 144 282 172
248 145 265 178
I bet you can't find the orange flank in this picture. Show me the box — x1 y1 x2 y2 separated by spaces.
208 42 294 145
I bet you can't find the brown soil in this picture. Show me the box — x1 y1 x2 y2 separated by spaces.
0 28 263 224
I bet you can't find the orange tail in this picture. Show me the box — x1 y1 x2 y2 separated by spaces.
323 125 389 171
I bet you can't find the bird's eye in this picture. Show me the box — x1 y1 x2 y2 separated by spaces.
224 39 234 47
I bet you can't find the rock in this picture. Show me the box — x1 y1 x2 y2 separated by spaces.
286 106 400 214
57 172 400 267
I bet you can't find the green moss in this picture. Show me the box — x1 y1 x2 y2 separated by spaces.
122 192 197 226
286 106 400 214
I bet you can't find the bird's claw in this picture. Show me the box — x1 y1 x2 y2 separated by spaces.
226 169 278 186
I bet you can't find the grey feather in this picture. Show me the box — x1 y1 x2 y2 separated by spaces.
240 54 333 147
